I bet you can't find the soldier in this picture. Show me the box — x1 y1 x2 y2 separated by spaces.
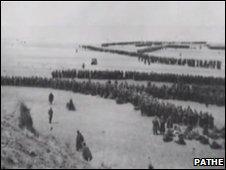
82 63 85 69
210 140 222 149
67 99 76 111
159 116 165 135
48 107 53 124
166 115 173 129
163 129 174 142
76 130 84 151
152 116 159 135
49 92 54 105
175 133 186 145
82 142 93 161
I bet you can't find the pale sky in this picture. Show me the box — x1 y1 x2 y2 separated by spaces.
1 1 225 43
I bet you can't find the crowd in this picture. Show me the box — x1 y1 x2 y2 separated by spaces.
51 70 225 106
1 76 215 131
138 55 222 69
51 69 225 86
137 46 162 53
207 44 225 50
145 82 225 106
101 41 143 47
136 44 191 53
82 45 222 69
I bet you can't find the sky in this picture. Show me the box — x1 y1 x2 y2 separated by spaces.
1 1 225 44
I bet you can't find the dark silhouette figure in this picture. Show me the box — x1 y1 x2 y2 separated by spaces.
91 58 97 65
82 143 93 161
175 134 186 145
48 107 53 124
76 130 84 151
49 92 54 104
66 99 76 111
19 103 38 136
152 116 159 135
159 116 165 135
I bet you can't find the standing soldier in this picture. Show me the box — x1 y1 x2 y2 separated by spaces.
166 115 173 129
159 116 165 135
152 116 159 135
49 92 54 105
76 130 84 151
48 107 53 124
82 143 93 161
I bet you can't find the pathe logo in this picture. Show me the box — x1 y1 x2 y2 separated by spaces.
194 158 224 166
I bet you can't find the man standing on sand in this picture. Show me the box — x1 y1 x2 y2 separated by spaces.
159 116 165 135
49 92 54 105
166 115 173 129
76 130 84 151
82 63 85 69
48 107 53 124
152 116 159 135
